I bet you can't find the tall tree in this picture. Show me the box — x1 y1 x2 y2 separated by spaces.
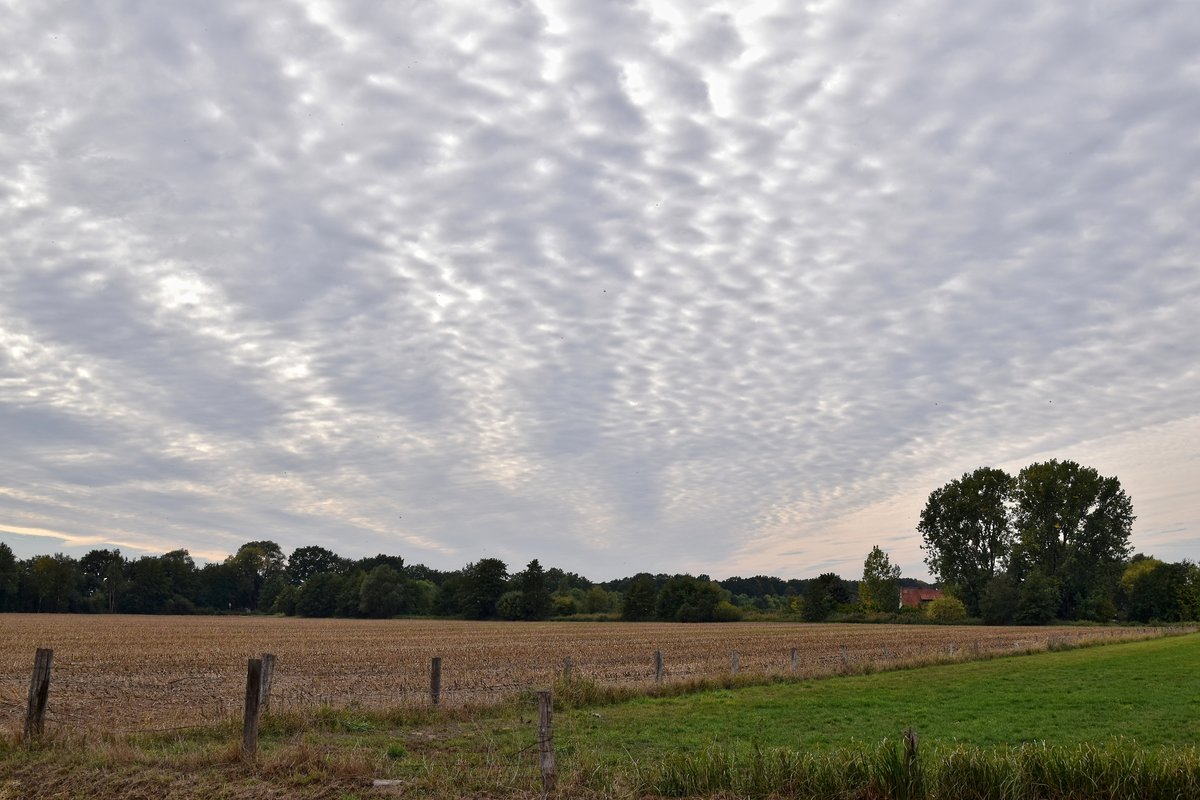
28 554 82 612
287 545 344 584
358 565 405 618
655 575 727 622
859 546 901 612
0 542 19 611
227 540 286 610
122 556 172 614
160 549 199 605
800 573 848 621
621 574 658 621
516 559 552 620
918 466 1015 616
1012 460 1133 619
80 549 127 613
459 558 508 619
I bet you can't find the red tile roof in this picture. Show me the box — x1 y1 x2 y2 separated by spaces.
900 587 944 608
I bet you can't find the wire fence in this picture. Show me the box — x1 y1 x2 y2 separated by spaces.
2 623 1177 737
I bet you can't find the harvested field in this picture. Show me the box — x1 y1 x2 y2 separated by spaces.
0 615 1157 734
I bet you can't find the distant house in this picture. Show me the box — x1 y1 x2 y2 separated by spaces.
900 587 944 609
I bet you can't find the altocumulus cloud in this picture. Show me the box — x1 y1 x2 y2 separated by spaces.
1 0 1197 580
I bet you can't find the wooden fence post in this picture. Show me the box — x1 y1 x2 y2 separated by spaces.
260 653 276 713
430 657 442 706
242 658 263 760
537 690 556 795
654 650 664 684
562 657 573 683
23 648 53 742
790 646 798 674
731 651 739 675
903 727 920 789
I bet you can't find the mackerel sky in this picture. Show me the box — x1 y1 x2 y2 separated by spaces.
2 0 1198 582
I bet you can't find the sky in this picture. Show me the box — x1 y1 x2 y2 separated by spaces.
1 0 1198 583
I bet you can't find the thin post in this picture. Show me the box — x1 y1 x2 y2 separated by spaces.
430 656 442 706
731 651 740 675
260 653 276 713
242 658 263 760
537 690 556 795
23 648 53 741
790 646 798 674
903 727 920 789
562 657 573 682
654 650 664 684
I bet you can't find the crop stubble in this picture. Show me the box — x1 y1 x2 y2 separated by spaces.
0 615 1146 733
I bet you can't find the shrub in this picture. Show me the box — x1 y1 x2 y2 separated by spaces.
925 596 967 622
712 601 743 622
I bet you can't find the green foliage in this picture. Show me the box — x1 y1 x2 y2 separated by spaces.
1015 571 1059 625
801 573 849 621
459 558 508 619
918 466 1014 617
287 545 344 584
516 558 552 620
924 596 967 622
861 546 902 612
711 600 743 622
583 585 618 613
295 571 345 617
0 542 19 612
551 593 578 615
495 590 524 620
1122 555 1194 623
621 574 658 621
1012 459 1133 619
655 575 730 622
226 540 286 610
358 565 405 618
122 556 171 614
979 573 1019 625
28 553 82 612
634 740 1200 800
80 548 125 613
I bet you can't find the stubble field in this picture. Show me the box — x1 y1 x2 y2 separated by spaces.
0 614 1151 734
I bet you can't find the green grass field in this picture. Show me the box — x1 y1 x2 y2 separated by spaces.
548 632 1200 760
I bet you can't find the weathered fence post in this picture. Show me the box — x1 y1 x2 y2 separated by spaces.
430 657 443 706
23 648 53 742
537 690 556 795
654 650 664 684
242 658 263 759
731 651 740 675
260 653 276 713
562 657 573 683
903 727 921 791
790 646 798 674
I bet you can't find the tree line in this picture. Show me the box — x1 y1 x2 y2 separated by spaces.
919 459 1199 623
0 538 893 622
2 458 1192 624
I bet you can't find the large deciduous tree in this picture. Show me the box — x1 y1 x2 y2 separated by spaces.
859 546 901 612
918 466 1014 616
459 558 508 619
287 545 344 584
621 574 659 621
1011 459 1132 620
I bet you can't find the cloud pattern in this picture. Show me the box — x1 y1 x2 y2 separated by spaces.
1 0 1198 578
